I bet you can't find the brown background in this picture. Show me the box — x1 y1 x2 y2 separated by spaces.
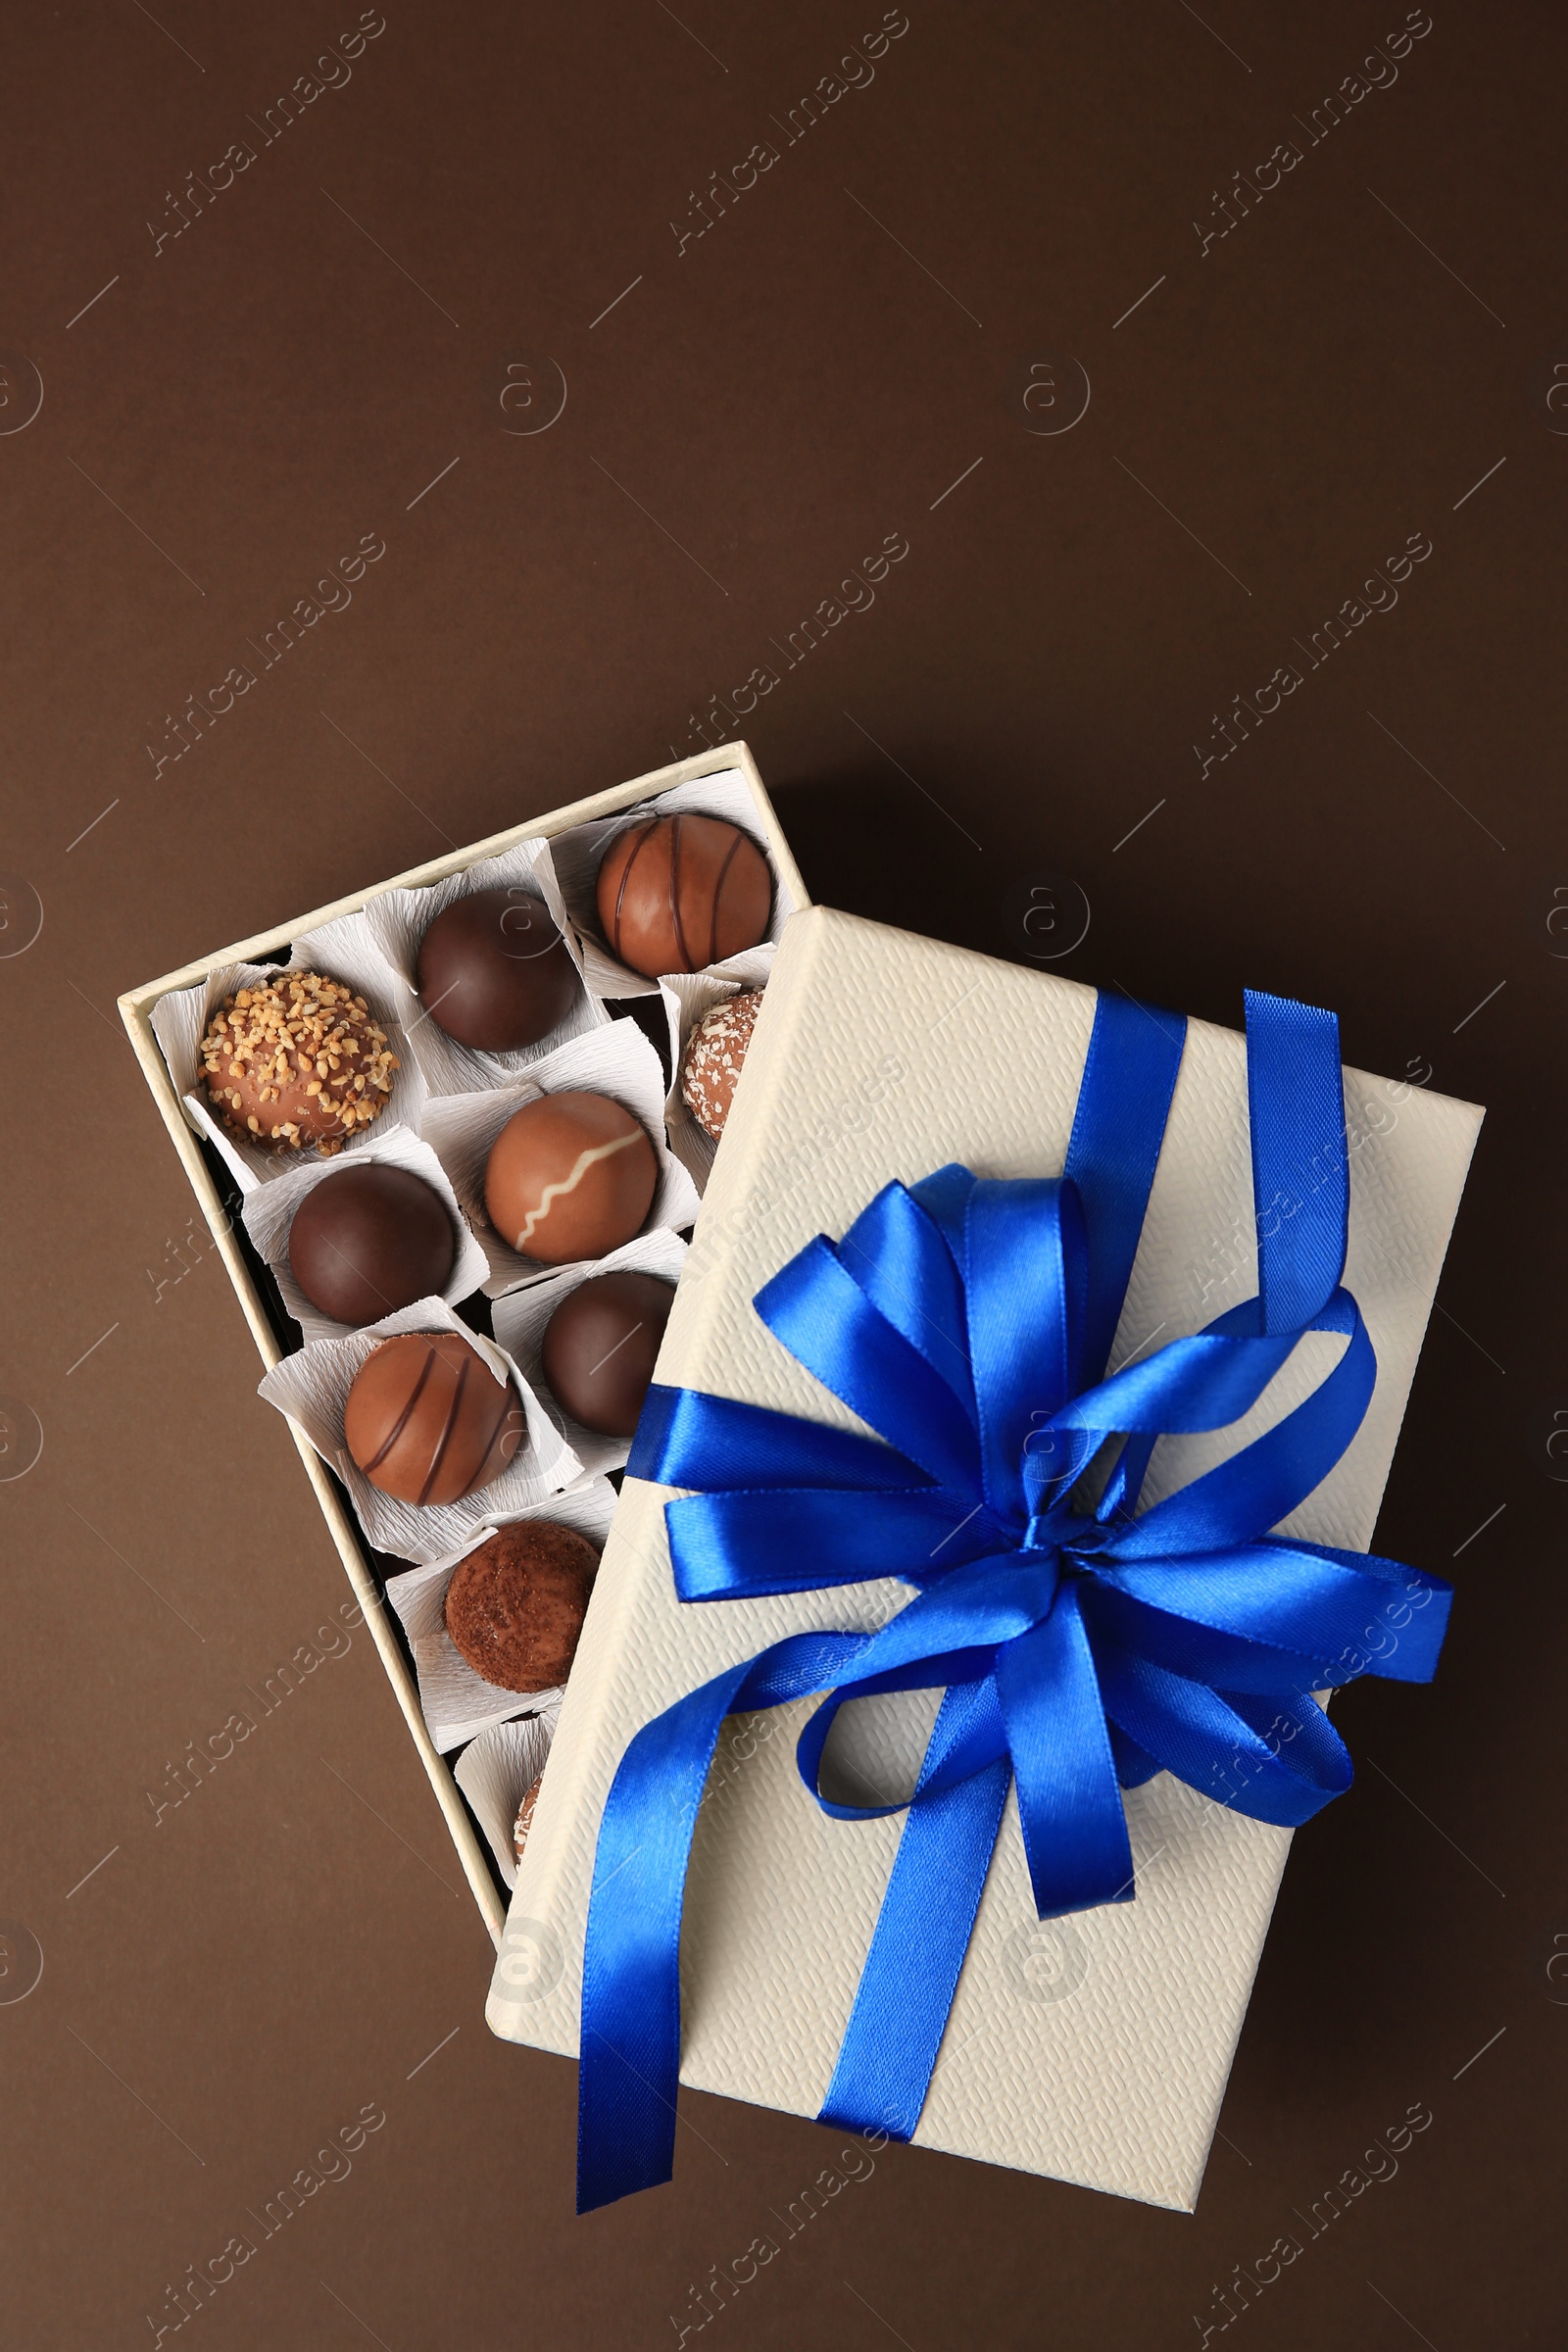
1 0 1563 2343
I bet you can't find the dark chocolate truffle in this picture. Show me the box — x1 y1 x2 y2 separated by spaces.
444 1520 598 1691
484 1091 658 1264
680 989 764 1142
416 886 579 1053
200 972 399 1153
595 813 771 980
514 1770 546 1862
288 1163 456 1325
344 1332 523 1505
540 1270 674 1438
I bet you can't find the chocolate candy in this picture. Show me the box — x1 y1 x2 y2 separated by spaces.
344 1331 523 1504
484 1090 658 1264
200 972 398 1152
416 885 579 1053
444 1520 598 1691
680 989 764 1142
514 1770 545 1862
595 813 771 980
540 1270 674 1437
288 1163 456 1325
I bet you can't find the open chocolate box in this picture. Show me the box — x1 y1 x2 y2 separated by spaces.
120 743 808 1939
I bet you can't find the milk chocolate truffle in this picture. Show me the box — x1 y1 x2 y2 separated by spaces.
200 972 398 1153
680 989 764 1143
540 1270 674 1437
484 1091 658 1264
416 886 579 1053
596 813 771 979
344 1332 523 1505
514 1770 546 1862
444 1520 598 1691
288 1164 455 1325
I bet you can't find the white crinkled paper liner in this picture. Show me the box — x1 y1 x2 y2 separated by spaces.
454 1714 558 1889
491 1227 687 1478
660 950 773 1195
257 1294 581 1566
384 1474 615 1753
147 910 427 1196
548 768 795 1002
417 1020 701 1298
239 1122 490 1347
359 837 606 1099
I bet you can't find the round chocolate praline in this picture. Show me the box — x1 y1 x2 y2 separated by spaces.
416 885 579 1053
595 813 771 980
199 971 398 1153
444 1520 598 1692
344 1331 523 1505
288 1163 456 1326
514 1771 545 1862
540 1270 674 1438
484 1091 658 1264
680 989 764 1142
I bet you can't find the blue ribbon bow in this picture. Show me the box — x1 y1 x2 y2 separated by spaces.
573 988 1451 2211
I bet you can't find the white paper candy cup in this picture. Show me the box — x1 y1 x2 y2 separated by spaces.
386 1474 614 1755
239 1122 491 1347
491 1227 687 1478
359 837 606 1100
418 1019 700 1298
660 950 774 1195
148 911 426 1196
454 1714 559 1889
548 767 796 1001
257 1295 581 1566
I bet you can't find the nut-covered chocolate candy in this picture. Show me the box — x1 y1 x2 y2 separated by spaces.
416 885 579 1053
484 1090 658 1264
344 1332 523 1505
514 1770 546 1862
540 1270 674 1438
200 972 399 1153
680 989 764 1143
444 1520 598 1691
288 1163 456 1326
595 813 771 980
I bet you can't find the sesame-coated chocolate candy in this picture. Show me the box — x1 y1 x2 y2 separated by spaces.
679 989 764 1142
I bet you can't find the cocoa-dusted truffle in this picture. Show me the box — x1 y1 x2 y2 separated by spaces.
444 1521 598 1691
344 1332 523 1505
541 1270 674 1438
288 1163 456 1325
484 1091 658 1264
514 1770 546 1861
200 972 398 1153
416 886 578 1053
680 989 764 1142
596 813 771 980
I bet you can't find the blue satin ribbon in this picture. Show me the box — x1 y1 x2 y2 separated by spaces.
574 988 1451 2211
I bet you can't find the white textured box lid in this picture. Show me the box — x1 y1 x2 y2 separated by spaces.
488 907 1483 2209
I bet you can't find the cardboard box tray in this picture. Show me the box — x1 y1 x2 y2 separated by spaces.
119 744 808 1942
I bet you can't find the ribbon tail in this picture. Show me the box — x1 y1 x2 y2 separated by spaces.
997 1583 1135 1917
577 1631 866 2213
817 1684 1009 2142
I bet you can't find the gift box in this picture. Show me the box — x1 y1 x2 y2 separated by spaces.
118 742 808 1939
486 904 1483 2210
